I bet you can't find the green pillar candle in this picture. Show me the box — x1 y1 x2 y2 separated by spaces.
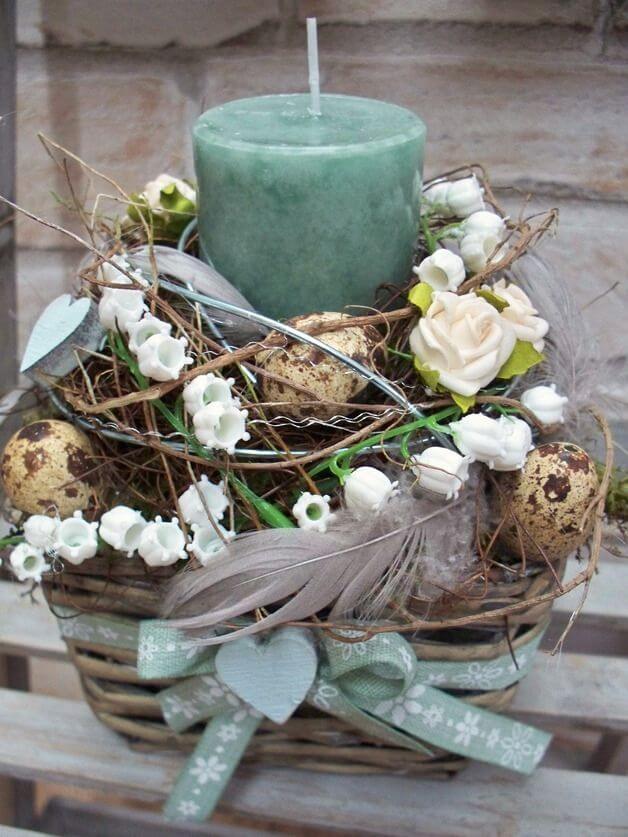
193 94 426 320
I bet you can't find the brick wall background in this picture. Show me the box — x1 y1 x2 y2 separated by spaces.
13 0 628 404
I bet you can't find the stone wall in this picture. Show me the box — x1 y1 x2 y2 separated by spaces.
13 0 628 407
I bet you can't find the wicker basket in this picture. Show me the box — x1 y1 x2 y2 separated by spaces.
42 554 559 777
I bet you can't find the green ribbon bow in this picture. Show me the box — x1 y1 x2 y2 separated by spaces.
57 611 550 824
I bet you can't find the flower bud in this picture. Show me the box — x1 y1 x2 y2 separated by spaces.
462 210 506 238
422 181 450 212
521 384 568 426
127 313 172 355
54 511 98 565
445 175 485 218
193 402 250 454
344 467 398 517
491 416 533 471
141 174 195 211
138 517 187 567
10 542 50 582
178 476 229 526
99 506 147 556
292 492 335 533
136 334 193 382
450 414 507 469
414 249 466 292
23 514 59 549
411 447 470 499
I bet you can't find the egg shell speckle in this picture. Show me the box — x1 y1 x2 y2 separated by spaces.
1 420 98 517
496 442 599 563
256 311 383 419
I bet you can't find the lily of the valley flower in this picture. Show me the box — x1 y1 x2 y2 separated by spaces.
99 505 148 556
193 402 250 454
462 210 506 239
98 286 147 331
98 254 147 289
521 384 568 426
489 279 549 353
9 542 50 582
491 416 533 471
138 517 187 567
183 373 239 417
344 466 398 517
54 511 99 565
23 514 59 549
450 413 533 471
411 447 470 500
141 174 196 211
178 476 229 526
459 231 505 273
136 334 193 381
127 313 172 355
413 249 466 292
292 492 335 533
187 523 234 566
423 175 485 218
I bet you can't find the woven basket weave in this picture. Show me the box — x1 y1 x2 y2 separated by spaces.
42 555 558 777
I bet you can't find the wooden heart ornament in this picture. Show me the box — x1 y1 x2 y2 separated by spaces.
215 628 317 724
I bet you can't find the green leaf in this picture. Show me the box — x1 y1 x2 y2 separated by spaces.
476 288 509 312
450 391 476 413
497 340 544 380
413 357 440 391
408 282 434 315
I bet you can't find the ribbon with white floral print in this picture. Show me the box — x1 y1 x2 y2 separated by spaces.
56 610 550 823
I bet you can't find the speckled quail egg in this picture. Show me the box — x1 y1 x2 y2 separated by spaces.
496 442 599 563
256 312 383 419
1 420 98 517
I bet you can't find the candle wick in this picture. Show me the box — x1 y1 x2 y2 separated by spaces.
306 17 321 117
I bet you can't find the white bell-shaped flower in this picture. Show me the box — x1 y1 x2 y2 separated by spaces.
178 476 229 526
138 517 187 567
98 254 147 289
99 505 147 556
450 413 508 469
422 181 450 211
344 467 398 517
462 210 506 239
186 523 234 566
136 334 193 382
491 417 534 471
127 313 172 355
411 447 470 500
54 511 99 565
183 374 239 417
445 175 485 218
98 287 147 331
521 384 568 426
23 514 59 549
193 402 250 454
413 249 466 292
10 542 50 582
292 492 335 533
459 231 505 273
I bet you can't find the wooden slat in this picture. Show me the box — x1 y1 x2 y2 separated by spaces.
0 584 65 661
0 689 624 836
554 557 628 631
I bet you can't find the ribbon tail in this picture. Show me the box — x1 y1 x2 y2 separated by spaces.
163 709 261 823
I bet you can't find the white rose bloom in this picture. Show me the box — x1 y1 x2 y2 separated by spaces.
411 447 470 500
410 291 516 397
142 174 195 210
489 279 549 352
521 384 568 425
491 416 533 471
450 413 507 469
413 249 466 292
344 467 398 517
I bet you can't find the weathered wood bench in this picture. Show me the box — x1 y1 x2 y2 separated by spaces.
0 556 626 836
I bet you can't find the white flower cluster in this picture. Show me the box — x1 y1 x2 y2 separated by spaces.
98 253 193 382
183 374 250 455
10 475 236 579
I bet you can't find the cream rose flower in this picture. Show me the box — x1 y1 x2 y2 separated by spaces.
410 291 516 397
489 279 548 352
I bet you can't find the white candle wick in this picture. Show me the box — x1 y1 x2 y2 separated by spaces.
306 17 321 117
